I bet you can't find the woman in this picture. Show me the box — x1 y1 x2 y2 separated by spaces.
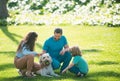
14 32 41 77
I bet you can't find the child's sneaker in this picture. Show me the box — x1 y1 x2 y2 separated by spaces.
77 73 84 77
80 74 84 77
25 71 36 78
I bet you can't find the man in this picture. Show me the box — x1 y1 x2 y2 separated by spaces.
42 28 72 73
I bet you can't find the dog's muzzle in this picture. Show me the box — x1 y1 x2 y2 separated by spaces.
44 60 50 65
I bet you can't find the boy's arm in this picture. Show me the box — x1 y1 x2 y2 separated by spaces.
62 63 74 73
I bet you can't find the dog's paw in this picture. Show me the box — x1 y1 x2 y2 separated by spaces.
44 75 53 77
54 74 60 77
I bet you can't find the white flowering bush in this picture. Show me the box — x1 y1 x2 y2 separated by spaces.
7 0 120 27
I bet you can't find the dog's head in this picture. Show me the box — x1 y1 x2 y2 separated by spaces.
39 53 52 66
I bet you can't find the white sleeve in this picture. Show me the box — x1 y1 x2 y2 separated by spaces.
22 46 37 56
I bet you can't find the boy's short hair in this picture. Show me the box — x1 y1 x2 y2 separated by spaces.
54 28 63 34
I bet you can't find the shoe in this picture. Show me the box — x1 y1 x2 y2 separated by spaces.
25 71 35 78
31 72 37 77
77 73 84 77
18 70 23 76
18 69 26 76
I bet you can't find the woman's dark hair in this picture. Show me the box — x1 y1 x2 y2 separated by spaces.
17 32 38 52
54 28 63 34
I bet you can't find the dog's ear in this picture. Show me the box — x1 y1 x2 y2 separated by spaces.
47 54 52 63
50 56 52 62
39 59 43 65
40 60 42 63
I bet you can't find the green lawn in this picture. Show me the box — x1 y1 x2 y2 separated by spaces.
0 25 120 81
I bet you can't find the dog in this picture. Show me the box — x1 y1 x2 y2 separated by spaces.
36 53 60 77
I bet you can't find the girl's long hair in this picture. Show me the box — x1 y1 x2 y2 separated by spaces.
70 46 82 56
16 32 38 52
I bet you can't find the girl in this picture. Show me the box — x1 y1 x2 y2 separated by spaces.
14 32 41 78
62 46 88 77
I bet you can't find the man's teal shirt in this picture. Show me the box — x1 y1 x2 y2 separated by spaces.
43 36 67 58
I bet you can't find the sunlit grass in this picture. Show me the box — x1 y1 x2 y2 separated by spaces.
0 25 120 81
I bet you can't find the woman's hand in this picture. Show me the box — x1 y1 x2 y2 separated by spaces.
37 53 42 56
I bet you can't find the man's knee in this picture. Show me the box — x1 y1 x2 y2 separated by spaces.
52 60 60 69
52 64 60 69
64 52 72 60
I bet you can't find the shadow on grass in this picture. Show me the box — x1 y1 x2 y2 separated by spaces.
89 60 119 65
0 74 96 81
0 26 43 49
88 71 120 78
0 63 14 70
0 26 22 45
0 51 15 57
1 70 120 81
82 49 102 54
96 61 119 65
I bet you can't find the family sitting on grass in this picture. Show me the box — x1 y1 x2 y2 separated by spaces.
14 28 88 78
